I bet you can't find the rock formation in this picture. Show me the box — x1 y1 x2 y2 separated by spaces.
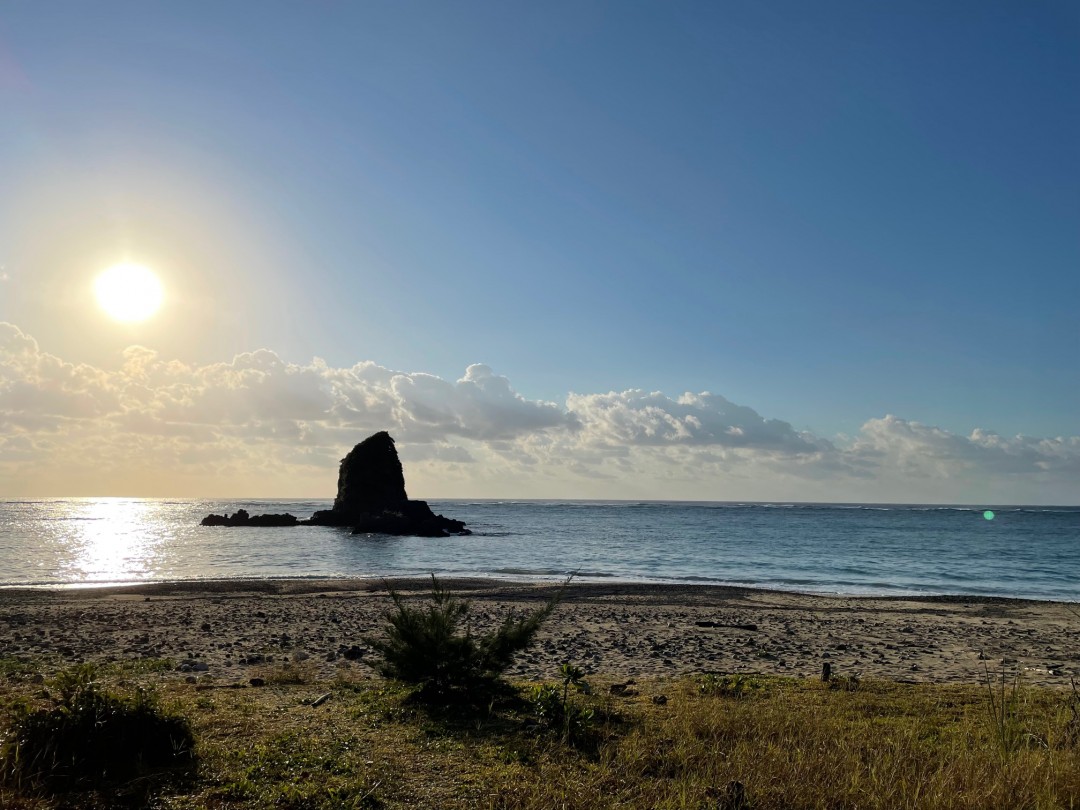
200 509 299 527
308 432 469 537
315 431 408 523
201 432 469 537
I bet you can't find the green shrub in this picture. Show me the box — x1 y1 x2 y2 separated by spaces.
0 663 195 790
699 673 763 698
368 575 567 699
530 664 595 744
531 683 565 724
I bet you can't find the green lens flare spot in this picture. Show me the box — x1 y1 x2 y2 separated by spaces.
983 510 995 521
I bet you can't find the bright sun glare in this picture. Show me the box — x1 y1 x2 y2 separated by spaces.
94 263 164 322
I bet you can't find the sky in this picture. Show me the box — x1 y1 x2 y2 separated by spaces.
1 2 1078 503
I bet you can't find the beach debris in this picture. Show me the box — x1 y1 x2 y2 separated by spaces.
340 644 366 661
695 620 758 631
1025 665 1064 676
609 679 638 696
310 692 332 707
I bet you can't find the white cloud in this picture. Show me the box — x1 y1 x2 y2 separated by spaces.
1 321 1077 501
850 415 1080 477
566 389 826 453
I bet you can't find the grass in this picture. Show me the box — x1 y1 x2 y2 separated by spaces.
0 663 194 801
983 662 1031 759
2 660 1079 808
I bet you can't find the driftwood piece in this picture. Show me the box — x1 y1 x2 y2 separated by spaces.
694 620 759 631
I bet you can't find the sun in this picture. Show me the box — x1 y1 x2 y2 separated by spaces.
94 263 164 322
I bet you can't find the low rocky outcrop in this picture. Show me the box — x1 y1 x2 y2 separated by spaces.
350 500 468 538
200 509 299 527
200 432 469 537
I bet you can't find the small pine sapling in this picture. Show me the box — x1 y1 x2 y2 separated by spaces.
368 575 569 699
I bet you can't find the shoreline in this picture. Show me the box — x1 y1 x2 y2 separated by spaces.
1 574 1072 605
2 578 1077 687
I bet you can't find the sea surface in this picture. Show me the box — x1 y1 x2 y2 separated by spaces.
0 499 1077 601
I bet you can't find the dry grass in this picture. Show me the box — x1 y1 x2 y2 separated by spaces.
2 660 1079 809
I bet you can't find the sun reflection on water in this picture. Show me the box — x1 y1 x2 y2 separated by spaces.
59 498 167 584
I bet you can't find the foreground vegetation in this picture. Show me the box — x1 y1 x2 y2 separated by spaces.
2 657 1079 809
368 574 565 700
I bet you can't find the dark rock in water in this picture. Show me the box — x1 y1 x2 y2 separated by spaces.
349 501 469 537
247 513 300 527
200 431 469 536
201 509 299 527
333 431 407 519
200 509 248 526
309 431 470 537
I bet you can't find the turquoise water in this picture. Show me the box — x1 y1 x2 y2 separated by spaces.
0 499 1077 600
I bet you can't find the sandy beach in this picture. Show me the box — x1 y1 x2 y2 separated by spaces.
1 579 1076 687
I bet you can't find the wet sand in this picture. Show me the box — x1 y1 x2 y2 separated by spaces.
1 579 1076 686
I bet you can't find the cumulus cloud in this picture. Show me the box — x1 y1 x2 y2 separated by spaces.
850 415 1080 477
0 323 577 494
388 363 576 441
1 321 1078 501
567 389 826 453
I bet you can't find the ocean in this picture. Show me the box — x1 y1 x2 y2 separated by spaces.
0 499 1077 601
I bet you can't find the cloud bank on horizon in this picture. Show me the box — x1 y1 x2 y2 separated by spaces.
2 322 1076 504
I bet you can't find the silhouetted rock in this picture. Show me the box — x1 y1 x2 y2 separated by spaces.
334 431 407 518
200 509 299 527
309 432 470 536
249 513 300 527
349 500 469 537
201 432 469 536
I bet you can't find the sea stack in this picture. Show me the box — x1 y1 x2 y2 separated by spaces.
327 431 408 520
308 432 470 537
202 431 469 537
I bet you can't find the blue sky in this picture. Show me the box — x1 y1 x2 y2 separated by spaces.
1 2 1078 501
